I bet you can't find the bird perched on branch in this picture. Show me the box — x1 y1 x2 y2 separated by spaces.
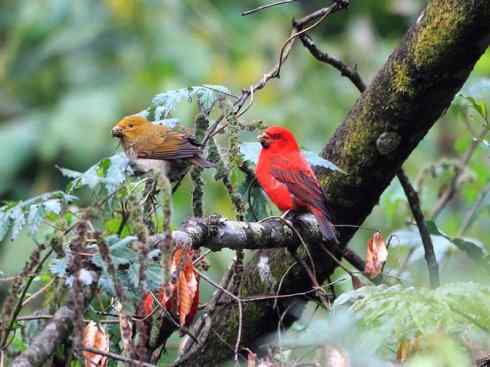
256 126 338 243
112 114 212 182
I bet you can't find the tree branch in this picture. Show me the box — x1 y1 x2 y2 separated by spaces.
296 24 440 289
157 214 367 275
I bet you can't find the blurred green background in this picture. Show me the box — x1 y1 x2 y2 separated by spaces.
0 0 489 296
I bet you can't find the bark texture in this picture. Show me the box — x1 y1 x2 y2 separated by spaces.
12 305 75 367
182 1 490 365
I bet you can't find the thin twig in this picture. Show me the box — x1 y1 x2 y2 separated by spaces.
83 348 157 367
22 278 55 307
398 169 440 288
202 1 349 145
242 0 297 16
458 182 490 237
195 270 243 361
431 126 489 219
297 33 366 93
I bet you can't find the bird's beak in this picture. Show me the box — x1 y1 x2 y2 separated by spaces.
112 126 123 137
257 132 270 148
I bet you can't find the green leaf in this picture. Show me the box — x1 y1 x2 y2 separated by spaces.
238 171 272 221
58 153 130 195
463 96 488 122
148 84 231 119
426 220 487 264
334 282 490 353
91 235 138 268
240 142 345 172
0 191 77 242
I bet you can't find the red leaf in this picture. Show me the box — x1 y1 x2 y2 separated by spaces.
143 292 154 317
364 232 388 279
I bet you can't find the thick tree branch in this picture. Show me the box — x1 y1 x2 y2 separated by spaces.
13 303 82 367
297 22 439 288
181 1 490 365
158 214 367 274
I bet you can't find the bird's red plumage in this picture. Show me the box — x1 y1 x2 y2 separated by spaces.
256 126 338 243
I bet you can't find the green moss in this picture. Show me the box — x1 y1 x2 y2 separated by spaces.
412 1 468 67
392 62 414 96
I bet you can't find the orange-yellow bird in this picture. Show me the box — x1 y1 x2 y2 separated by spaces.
112 115 212 180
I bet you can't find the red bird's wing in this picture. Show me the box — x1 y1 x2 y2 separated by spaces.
269 154 329 216
270 154 338 242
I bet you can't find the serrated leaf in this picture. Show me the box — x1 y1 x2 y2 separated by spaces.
149 84 231 119
0 191 77 242
91 236 137 268
240 142 344 172
58 153 130 195
334 282 490 354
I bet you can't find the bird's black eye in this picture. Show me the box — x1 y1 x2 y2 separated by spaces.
128 124 134 128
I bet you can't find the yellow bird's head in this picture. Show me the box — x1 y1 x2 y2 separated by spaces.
111 114 150 141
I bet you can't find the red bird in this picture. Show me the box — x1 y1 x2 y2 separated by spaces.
256 126 338 243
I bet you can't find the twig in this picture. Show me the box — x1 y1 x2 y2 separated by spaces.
21 279 55 307
458 182 490 237
397 169 440 288
297 33 366 93
202 1 349 145
242 0 297 16
1 247 53 348
431 126 489 219
195 270 244 362
83 348 157 367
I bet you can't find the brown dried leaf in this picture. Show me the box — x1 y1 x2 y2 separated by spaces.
116 302 133 356
396 337 422 362
247 351 257 367
82 321 109 367
176 249 199 326
158 247 200 327
364 232 388 279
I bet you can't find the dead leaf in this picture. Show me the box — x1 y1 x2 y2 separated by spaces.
154 247 200 327
396 336 422 362
116 302 132 356
364 232 388 279
247 351 257 367
82 321 109 367
351 275 363 289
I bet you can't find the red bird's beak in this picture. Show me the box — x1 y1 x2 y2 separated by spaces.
257 132 270 148
112 126 123 137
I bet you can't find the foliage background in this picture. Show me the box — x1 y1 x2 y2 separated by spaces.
0 0 489 364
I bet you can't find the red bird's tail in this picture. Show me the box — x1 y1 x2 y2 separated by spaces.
310 207 339 244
